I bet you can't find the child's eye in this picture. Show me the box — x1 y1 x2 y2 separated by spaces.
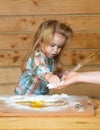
58 46 63 49
51 44 55 47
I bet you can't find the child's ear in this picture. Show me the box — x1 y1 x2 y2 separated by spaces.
40 40 44 45
40 41 43 47
40 41 45 52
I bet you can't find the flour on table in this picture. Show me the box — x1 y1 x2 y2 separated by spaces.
0 94 85 112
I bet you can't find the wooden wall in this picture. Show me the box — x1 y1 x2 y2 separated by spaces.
0 0 100 96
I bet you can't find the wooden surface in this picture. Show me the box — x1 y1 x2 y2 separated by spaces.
0 98 99 130
0 0 100 15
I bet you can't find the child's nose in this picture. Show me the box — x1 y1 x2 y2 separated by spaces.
54 47 58 52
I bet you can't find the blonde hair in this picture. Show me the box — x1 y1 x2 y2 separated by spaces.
22 19 73 71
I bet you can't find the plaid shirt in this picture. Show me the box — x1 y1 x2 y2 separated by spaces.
15 50 54 95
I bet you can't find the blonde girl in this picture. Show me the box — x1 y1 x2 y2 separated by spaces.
14 19 73 95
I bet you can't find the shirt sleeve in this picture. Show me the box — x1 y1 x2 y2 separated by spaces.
26 53 52 80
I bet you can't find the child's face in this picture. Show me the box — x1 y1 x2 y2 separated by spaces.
41 33 66 58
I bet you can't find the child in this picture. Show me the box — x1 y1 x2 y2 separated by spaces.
56 71 100 89
14 19 73 95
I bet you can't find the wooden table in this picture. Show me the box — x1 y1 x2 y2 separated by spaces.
0 98 100 130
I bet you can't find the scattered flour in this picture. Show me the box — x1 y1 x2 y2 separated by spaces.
0 94 83 112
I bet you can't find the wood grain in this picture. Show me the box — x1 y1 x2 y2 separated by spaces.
0 15 100 32
0 33 100 50
0 0 100 15
0 50 100 66
0 98 100 130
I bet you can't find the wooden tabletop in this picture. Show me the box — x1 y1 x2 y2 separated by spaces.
0 98 99 130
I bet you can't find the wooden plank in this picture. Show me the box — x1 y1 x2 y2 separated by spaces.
0 111 100 130
0 34 33 50
50 83 100 97
0 84 15 95
0 83 100 96
0 50 28 66
0 115 100 130
0 66 99 84
0 15 100 32
60 49 100 66
0 0 100 15
0 83 99 96
0 33 100 50
70 33 100 49
0 49 100 66
63 65 100 72
0 67 21 83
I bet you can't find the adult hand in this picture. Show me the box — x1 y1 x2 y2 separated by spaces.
56 72 79 89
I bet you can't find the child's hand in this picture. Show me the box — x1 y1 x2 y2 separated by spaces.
47 72 70 89
47 80 64 89
46 74 61 89
48 75 61 85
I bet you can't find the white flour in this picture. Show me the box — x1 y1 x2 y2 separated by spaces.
0 94 84 112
